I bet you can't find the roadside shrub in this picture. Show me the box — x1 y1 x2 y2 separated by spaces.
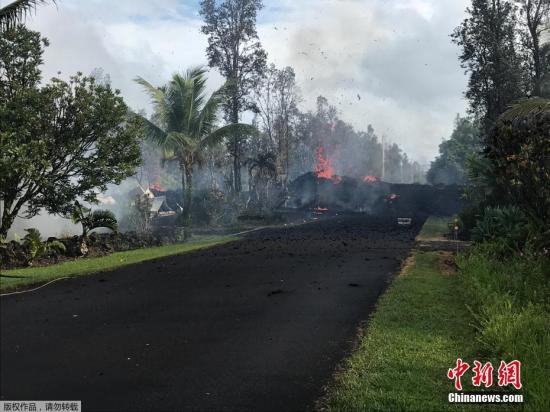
21 228 68 265
22 228 44 264
44 240 67 260
471 206 531 255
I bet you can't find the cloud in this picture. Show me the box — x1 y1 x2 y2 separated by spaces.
25 0 471 162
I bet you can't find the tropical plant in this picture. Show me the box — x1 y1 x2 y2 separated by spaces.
22 228 42 261
472 206 528 241
0 0 54 31
70 201 118 239
245 152 277 212
21 227 66 265
135 66 257 234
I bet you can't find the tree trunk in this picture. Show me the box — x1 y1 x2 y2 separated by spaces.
531 26 542 96
0 215 13 239
0 204 16 240
233 153 241 193
182 165 193 239
231 96 242 193
179 159 187 208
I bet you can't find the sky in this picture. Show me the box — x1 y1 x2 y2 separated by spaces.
19 0 472 164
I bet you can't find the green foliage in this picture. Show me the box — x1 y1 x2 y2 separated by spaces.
452 0 525 135
0 26 143 237
22 228 42 261
464 154 500 204
0 0 54 31
457 249 550 411
470 204 550 256
487 98 550 226
71 201 118 238
427 116 482 185
471 206 529 254
46 240 66 258
19 227 65 264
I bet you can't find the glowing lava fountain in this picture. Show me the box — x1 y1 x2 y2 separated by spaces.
315 146 341 184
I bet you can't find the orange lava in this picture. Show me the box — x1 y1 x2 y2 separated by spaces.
362 175 379 183
315 146 341 184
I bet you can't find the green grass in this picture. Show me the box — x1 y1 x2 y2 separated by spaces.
417 216 452 241
324 252 489 412
0 236 236 292
457 246 550 411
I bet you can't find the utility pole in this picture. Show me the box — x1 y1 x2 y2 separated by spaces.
381 134 386 181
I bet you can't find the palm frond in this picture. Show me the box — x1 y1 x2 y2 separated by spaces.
132 111 169 148
196 89 223 138
89 210 118 233
166 131 197 151
0 0 54 31
500 98 550 123
134 77 176 130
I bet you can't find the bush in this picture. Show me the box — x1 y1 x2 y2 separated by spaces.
471 206 529 254
488 98 550 227
45 240 66 260
22 228 44 264
20 228 68 265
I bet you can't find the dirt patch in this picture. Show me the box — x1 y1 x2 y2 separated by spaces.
438 251 458 276
399 254 416 276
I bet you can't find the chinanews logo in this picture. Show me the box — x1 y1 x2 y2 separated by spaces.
447 359 524 404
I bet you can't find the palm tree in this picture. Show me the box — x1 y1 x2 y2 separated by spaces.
245 152 277 212
0 0 54 31
71 201 118 239
135 67 256 234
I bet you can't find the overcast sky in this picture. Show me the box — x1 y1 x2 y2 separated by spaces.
19 0 471 163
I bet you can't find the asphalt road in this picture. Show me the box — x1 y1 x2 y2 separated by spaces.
1 215 424 411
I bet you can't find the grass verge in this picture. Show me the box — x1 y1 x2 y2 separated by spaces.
324 251 481 411
416 216 451 241
457 245 550 411
0 236 236 292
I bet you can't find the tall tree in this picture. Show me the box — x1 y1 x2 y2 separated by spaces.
0 0 54 31
516 0 550 96
136 67 257 233
452 0 525 135
253 64 299 188
200 0 267 193
427 115 483 185
0 26 143 238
